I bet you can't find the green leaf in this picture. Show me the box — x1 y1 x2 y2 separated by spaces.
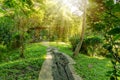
21 0 33 7
3 0 18 8
112 3 120 12
105 0 114 9
108 27 120 35
103 44 112 51
93 22 105 31
113 34 120 41
84 36 103 46
114 42 120 46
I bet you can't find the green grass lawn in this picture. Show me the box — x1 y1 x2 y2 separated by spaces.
74 55 113 80
0 43 47 80
49 42 115 80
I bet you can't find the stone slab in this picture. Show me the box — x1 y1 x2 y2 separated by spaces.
38 52 53 80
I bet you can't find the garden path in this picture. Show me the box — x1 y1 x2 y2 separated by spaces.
39 42 82 80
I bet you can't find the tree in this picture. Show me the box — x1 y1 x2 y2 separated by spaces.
73 0 88 57
87 0 120 79
44 0 83 42
0 0 45 58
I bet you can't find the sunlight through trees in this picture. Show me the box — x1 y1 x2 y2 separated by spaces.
0 0 120 80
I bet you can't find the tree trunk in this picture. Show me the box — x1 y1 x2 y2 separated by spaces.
19 17 25 58
20 31 25 58
73 0 87 57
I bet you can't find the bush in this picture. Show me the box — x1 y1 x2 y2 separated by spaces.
69 35 103 56
84 36 103 56
0 16 15 47
69 34 80 51
69 34 87 54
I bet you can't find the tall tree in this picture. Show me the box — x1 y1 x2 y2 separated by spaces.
73 0 88 57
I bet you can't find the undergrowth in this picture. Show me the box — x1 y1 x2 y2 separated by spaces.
0 43 47 80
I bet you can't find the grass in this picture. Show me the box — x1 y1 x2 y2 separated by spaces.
74 54 113 80
0 43 47 80
49 42 73 56
49 42 115 80
0 42 119 80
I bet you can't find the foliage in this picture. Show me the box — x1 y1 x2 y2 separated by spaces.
0 58 44 80
69 34 80 51
101 1 120 79
49 42 116 80
45 0 82 42
0 16 14 48
108 27 120 35
84 36 103 56
0 43 47 63
0 0 120 79
84 36 103 46
0 0 46 58
69 34 103 56
0 42 46 79
87 0 120 79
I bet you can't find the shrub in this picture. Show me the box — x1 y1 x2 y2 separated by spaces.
69 34 87 54
69 35 103 56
